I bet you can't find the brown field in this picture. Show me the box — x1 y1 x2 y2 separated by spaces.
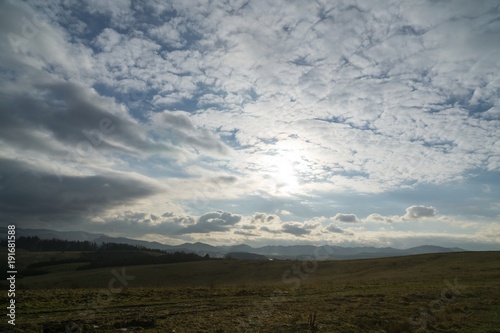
1 251 499 332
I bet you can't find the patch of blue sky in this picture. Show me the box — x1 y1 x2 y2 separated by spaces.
258 137 279 145
154 84 228 114
468 100 495 117
119 154 192 179
336 170 369 179
442 93 495 117
416 140 456 153
313 116 347 124
69 10 112 41
92 83 157 122
219 130 256 151
382 170 500 218
182 194 312 221
163 96 200 113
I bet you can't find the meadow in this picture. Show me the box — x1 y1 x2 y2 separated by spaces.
1 250 499 332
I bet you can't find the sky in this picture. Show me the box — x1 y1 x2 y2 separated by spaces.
0 0 499 250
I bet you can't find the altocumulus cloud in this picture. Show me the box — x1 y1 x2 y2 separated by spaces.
0 0 499 249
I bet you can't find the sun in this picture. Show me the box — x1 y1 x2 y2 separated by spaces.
275 157 300 194
261 149 302 196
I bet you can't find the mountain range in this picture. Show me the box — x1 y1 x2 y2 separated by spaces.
1 227 466 260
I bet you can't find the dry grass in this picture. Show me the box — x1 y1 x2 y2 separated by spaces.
1 252 499 332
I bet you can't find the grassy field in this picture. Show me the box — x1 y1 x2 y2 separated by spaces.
1 251 499 332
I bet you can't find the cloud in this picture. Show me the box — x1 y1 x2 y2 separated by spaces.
363 206 438 223
280 222 318 236
177 211 242 234
151 111 231 156
332 213 360 223
325 224 349 234
278 209 292 216
250 212 280 224
365 213 394 223
260 226 281 234
281 223 311 236
83 0 135 29
148 19 186 48
233 230 258 237
403 205 437 220
0 157 160 224
90 210 245 239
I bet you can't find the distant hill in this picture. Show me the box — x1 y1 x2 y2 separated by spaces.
1 227 466 260
93 235 174 251
403 245 465 255
0 228 106 242
225 252 268 260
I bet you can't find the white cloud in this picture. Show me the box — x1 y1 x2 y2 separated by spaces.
93 28 123 52
83 0 134 29
148 18 186 48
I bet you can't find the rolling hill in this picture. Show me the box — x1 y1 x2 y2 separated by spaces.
1 227 466 260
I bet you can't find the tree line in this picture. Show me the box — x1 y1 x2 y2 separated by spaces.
0 236 211 276
1 236 171 253
1 236 100 251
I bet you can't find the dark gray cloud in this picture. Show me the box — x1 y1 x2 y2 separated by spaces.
365 213 394 223
153 111 231 155
0 79 208 162
0 157 159 223
234 230 258 237
177 210 242 234
332 213 360 223
326 224 347 234
210 175 238 185
250 212 279 224
241 224 257 230
281 223 311 236
260 226 281 234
